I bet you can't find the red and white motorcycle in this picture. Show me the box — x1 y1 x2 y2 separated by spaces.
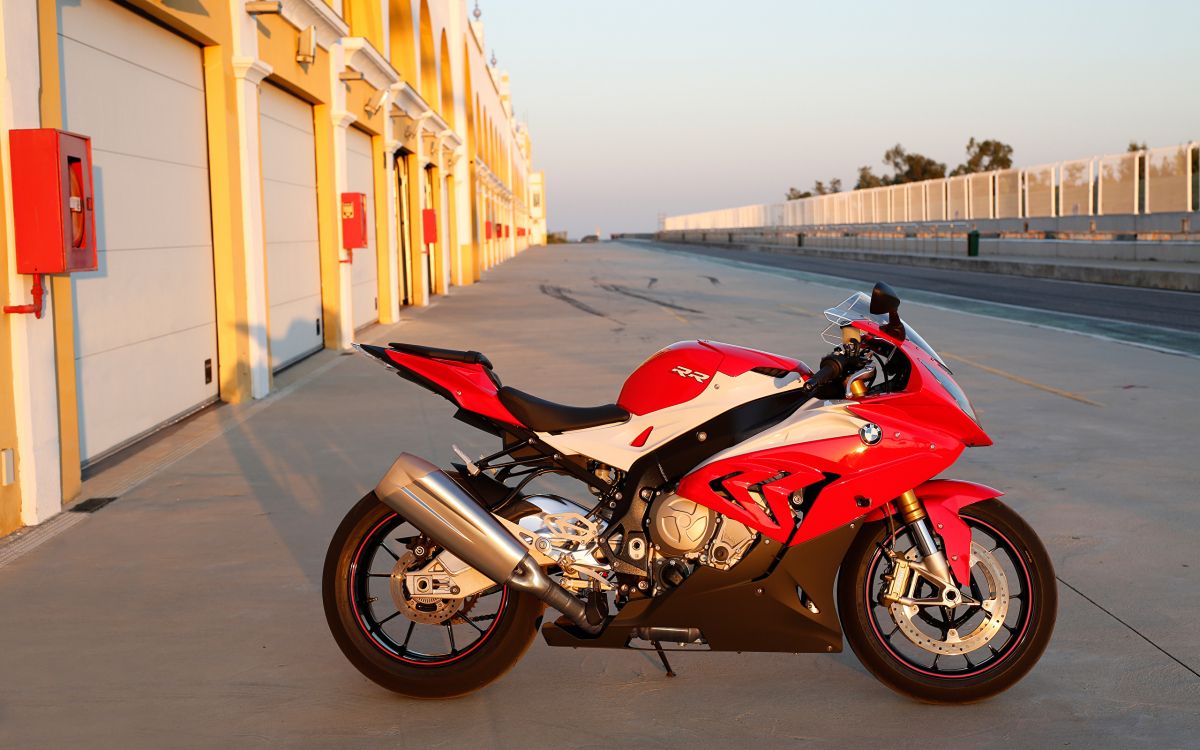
323 282 1056 702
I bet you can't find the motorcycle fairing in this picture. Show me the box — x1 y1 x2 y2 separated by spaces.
845 320 992 448
542 521 858 653
536 340 810 471
677 405 963 545
357 344 521 426
865 479 1002 585
617 340 808 416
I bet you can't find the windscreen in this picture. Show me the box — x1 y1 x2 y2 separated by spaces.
822 292 946 366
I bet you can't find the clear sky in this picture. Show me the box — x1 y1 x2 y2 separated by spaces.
481 0 1200 238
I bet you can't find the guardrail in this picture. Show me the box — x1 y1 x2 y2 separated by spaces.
664 143 1198 230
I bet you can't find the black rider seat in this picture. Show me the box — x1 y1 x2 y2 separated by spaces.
498 386 630 434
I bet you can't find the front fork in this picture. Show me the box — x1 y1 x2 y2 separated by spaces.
881 490 975 609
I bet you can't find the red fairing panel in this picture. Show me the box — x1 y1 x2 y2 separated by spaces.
899 479 1001 585
848 320 991 448
618 342 720 416
677 449 828 542
680 424 961 545
703 341 808 377
383 350 521 426
618 340 808 416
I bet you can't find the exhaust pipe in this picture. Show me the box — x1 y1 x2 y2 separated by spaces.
375 453 601 634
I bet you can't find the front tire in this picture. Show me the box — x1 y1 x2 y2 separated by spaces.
322 493 545 698
837 498 1057 703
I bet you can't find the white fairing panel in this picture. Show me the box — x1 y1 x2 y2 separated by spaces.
689 399 866 473
536 371 807 471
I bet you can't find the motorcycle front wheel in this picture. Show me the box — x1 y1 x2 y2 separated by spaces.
837 498 1057 703
322 493 545 698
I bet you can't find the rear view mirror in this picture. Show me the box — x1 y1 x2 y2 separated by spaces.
870 282 906 341
870 282 900 316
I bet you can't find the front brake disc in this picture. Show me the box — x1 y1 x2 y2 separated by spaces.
889 541 1010 655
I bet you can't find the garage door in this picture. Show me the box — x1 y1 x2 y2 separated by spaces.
60 0 218 464
260 84 323 371
346 128 379 330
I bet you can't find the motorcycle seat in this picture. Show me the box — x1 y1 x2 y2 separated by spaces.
498 386 630 433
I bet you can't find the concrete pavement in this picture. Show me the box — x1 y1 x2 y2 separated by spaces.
1 241 1197 748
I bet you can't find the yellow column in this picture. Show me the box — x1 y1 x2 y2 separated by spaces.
315 105 351 348
467 165 481 283
0 147 21 534
445 171 460 286
405 153 427 306
206 49 270 403
428 164 445 295
372 134 396 323
34 0 80 503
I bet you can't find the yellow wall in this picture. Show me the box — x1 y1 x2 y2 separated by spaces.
345 0 384 52
344 80 385 136
388 0 416 80
257 16 332 103
0 145 21 535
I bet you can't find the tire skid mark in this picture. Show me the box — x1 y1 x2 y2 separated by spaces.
539 284 611 319
594 282 704 314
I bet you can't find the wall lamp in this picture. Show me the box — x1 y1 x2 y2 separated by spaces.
365 90 387 117
245 1 281 15
296 26 316 64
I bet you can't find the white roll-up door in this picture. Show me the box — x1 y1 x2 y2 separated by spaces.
346 127 378 330
59 0 218 464
260 83 323 371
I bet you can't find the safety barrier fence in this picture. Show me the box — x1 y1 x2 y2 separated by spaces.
664 143 1199 231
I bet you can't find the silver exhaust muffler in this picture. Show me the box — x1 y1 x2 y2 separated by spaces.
374 453 601 634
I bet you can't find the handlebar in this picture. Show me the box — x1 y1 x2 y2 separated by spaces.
801 351 861 394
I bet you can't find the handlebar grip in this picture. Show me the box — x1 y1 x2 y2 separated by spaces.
803 352 857 392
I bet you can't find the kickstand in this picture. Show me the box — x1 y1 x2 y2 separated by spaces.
652 641 676 678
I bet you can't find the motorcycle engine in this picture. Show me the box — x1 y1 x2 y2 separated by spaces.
646 493 759 583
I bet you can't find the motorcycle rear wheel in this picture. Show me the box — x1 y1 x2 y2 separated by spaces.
322 492 545 698
837 498 1056 703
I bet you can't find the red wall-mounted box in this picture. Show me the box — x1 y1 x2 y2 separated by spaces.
422 208 438 244
485 222 492 239
341 192 367 250
9 129 97 274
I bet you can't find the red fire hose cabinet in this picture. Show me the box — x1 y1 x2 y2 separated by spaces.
10 128 97 274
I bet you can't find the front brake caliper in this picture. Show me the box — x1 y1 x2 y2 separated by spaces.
879 548 912 608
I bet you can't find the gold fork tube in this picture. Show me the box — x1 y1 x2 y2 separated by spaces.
894 490 927 525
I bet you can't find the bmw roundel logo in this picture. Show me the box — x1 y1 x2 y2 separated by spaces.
859 423 883 446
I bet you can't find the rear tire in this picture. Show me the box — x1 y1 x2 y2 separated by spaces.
837 498 1056 703
322 493 545 698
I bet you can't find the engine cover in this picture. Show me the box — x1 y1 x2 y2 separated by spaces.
648 493 717 556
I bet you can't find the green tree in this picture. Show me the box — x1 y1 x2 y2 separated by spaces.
786 178 842 200
881 144 947 184
855 165 885 189
1127 140 1147 153
950 137 1014 175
